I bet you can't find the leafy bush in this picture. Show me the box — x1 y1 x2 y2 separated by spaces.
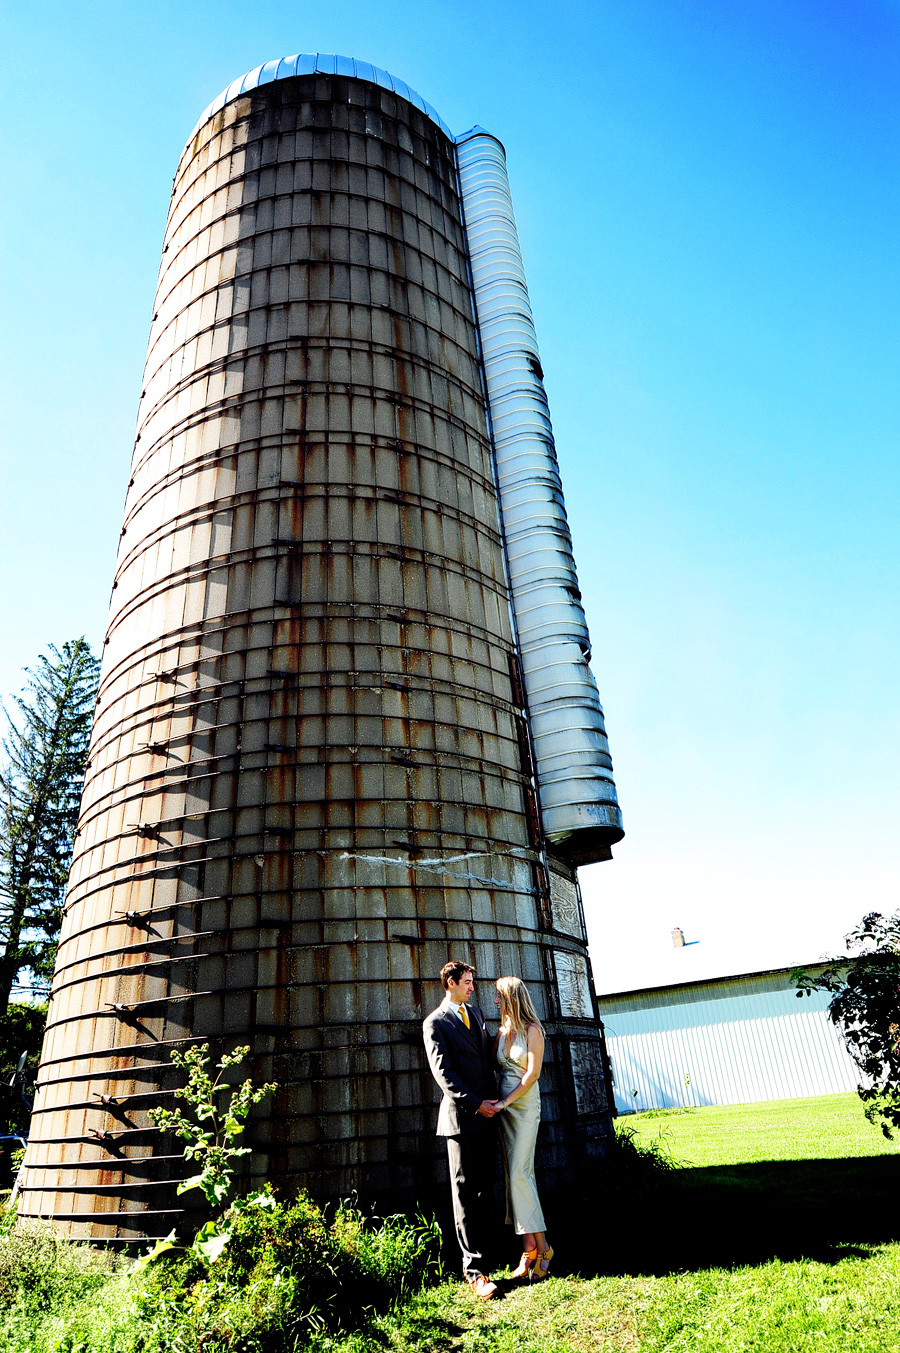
0 1190 442 1353
139 1189 443 1351
0 1049 439 1353
542 1122 675 1247
794 911 900 1137
0 1003 46 1080
0 1215 134 1353
606 1121 678 1186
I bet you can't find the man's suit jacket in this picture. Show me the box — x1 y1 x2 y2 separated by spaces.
422 1000 498 1137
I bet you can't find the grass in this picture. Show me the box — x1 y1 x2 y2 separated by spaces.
377 1250 900 1352
624 1091 900 1166
370 1092 900 1352
4 1093 900 1351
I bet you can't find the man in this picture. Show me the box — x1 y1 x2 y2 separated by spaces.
422 959 500 1299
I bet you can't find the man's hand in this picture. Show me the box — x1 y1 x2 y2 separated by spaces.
476 1099 501 1118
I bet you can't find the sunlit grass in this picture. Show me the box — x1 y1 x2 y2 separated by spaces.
372 1091 900 1353
379 1248 900 1353
625 1091 900 1167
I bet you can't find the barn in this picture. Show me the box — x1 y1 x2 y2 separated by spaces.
596 963 859 1113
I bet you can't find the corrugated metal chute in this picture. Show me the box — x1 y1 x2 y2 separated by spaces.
454 129 623 865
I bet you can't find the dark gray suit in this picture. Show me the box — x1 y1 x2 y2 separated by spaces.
423 999 498 1278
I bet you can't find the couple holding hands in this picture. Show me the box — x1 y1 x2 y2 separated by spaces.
423 960 553 1299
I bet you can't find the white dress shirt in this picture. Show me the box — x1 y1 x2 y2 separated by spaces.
442 996 472 1027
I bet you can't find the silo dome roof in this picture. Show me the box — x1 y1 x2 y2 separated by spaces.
187 53 454 146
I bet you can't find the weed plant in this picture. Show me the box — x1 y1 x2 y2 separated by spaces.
627 1105 698 1120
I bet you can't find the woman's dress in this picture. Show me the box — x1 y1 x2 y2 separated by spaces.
497 1029 545 1234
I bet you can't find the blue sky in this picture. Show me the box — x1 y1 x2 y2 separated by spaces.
1 0 898 992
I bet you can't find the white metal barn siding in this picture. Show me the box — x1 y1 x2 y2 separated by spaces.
597 965 859 1113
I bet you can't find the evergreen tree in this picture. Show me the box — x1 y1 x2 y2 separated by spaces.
0 639 100 1013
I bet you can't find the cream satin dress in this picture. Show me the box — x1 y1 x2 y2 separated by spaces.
497 1028 546 1234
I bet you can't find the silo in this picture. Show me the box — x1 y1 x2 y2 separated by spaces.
18 55 622 1243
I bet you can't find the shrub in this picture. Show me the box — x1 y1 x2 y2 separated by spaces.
601 1122 678 1193
0 1003 46 1081
794 911 900 1137
0 1191 442 1353
0 1003 45 1133
0 1216 125 1314
136 1189 443 1352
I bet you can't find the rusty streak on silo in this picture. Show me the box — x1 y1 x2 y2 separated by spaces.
19 55 624 1241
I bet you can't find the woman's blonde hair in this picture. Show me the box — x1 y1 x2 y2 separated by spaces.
495 976 542 1034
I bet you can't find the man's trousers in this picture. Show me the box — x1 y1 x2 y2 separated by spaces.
445 1127 496 1279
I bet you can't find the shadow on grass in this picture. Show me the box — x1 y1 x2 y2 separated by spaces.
370 1308 470 1349
550 1153 900 1277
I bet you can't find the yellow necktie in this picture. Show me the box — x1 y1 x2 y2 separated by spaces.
460 1005 470 1029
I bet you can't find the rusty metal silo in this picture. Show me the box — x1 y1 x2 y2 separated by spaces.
19 54 623 1242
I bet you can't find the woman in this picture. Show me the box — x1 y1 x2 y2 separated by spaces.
494 976 553 1279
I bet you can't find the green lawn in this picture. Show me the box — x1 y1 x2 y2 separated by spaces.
625 1091 900 1167
378 1251 900 1352
7 1093 899 1352
372 1093 900 1352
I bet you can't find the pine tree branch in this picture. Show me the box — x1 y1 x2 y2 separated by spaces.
0 639 99 1011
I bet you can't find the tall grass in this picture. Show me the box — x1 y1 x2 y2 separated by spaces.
0 1219 133 1353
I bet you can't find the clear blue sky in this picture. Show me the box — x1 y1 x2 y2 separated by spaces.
1 0 898 992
